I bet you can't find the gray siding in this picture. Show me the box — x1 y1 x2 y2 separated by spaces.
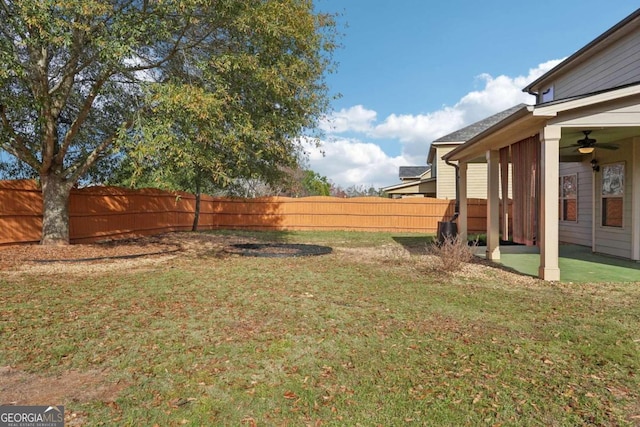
554 30 640 100
559 162 592 247
594 138 634 258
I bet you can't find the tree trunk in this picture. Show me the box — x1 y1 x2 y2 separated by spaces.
192 172 202 232
40 174 73 245
192 191 201 232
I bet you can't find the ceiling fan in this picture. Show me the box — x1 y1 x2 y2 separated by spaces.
563 130 619 154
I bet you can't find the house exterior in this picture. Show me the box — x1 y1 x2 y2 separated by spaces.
428 105 521 199
443 8 640 281
383 166 435 198
383 107 520 199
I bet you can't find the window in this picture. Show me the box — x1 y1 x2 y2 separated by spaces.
541 86 554 103
559 174 577 221
601 163 624 227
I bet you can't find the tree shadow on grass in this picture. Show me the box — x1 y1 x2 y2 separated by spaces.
203 229 298 243
392 236 436 255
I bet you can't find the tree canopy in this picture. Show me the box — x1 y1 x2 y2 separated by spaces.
0 0 338 243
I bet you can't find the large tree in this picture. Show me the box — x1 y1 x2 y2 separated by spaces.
0 0 337 244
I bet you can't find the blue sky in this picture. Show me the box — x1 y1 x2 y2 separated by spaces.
307 1 639 189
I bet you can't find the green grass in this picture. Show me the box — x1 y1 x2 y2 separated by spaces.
1 230 639 426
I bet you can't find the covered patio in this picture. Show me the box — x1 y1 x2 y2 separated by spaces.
438 10 640 281
475 244 640 283
443 88 640 281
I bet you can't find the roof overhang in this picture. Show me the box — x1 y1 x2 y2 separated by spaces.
427 141 463 164
382 178 435 192
444 83 640 163
533 83 640 117
442 105 543 163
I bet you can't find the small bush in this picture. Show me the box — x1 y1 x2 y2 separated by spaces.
427 234 477 272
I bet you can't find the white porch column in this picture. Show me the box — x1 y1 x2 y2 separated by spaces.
486 150 500 260
458 161 468 241
539 126 561 281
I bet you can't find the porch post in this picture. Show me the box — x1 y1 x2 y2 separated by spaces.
538 125 561 281
459 161 468 241
486 150 500 260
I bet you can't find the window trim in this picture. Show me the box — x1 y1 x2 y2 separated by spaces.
559 173 578 222
601 162 625 228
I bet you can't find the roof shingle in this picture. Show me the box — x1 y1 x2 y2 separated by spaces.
399 166 430 179
433 104 528 143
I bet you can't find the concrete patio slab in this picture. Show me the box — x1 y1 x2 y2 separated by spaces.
475 244 640 283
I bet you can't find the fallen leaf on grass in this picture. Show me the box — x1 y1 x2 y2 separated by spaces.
321 366 333 377
169 397 197 408
284 391 298 400
605 386 628 398
242 417 257 427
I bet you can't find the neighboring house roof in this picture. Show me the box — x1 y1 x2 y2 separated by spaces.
382 178 436 196
524 8 640 97
382 177 435 193
433 104 529 143
399 166 430 179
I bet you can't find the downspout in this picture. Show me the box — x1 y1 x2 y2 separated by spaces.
445 159 460 222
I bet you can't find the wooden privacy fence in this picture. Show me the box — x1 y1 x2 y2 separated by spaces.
0 180 493 245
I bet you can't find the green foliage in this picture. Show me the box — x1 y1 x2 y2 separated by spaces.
302 170 331 196
116 0 338 193
0 0 338 241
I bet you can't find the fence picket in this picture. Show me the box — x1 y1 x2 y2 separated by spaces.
0 180 498 244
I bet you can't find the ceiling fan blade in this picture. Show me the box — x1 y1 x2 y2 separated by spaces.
578 138 596 146
595 143 619 150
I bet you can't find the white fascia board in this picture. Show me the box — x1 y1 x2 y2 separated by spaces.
533 84 640 117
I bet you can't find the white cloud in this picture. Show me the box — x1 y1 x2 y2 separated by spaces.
311 59 565 189
304 137 408 189
457 59 563 123
319 105 377 133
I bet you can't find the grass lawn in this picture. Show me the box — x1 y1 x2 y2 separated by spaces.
1 230 639 426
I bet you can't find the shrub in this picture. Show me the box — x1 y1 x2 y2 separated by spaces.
427 234 477 273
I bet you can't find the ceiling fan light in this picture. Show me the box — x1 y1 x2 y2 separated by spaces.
578 146 595 154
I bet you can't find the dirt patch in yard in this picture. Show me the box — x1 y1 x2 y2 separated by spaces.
0 232 260 274
0 231 544 288
0 366 126 425
0 366 125 406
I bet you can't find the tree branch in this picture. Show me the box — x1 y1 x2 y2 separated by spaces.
66 118 134 182
56 76 109 165
48 28 86 98
122 17 206 73
0 104 41 170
